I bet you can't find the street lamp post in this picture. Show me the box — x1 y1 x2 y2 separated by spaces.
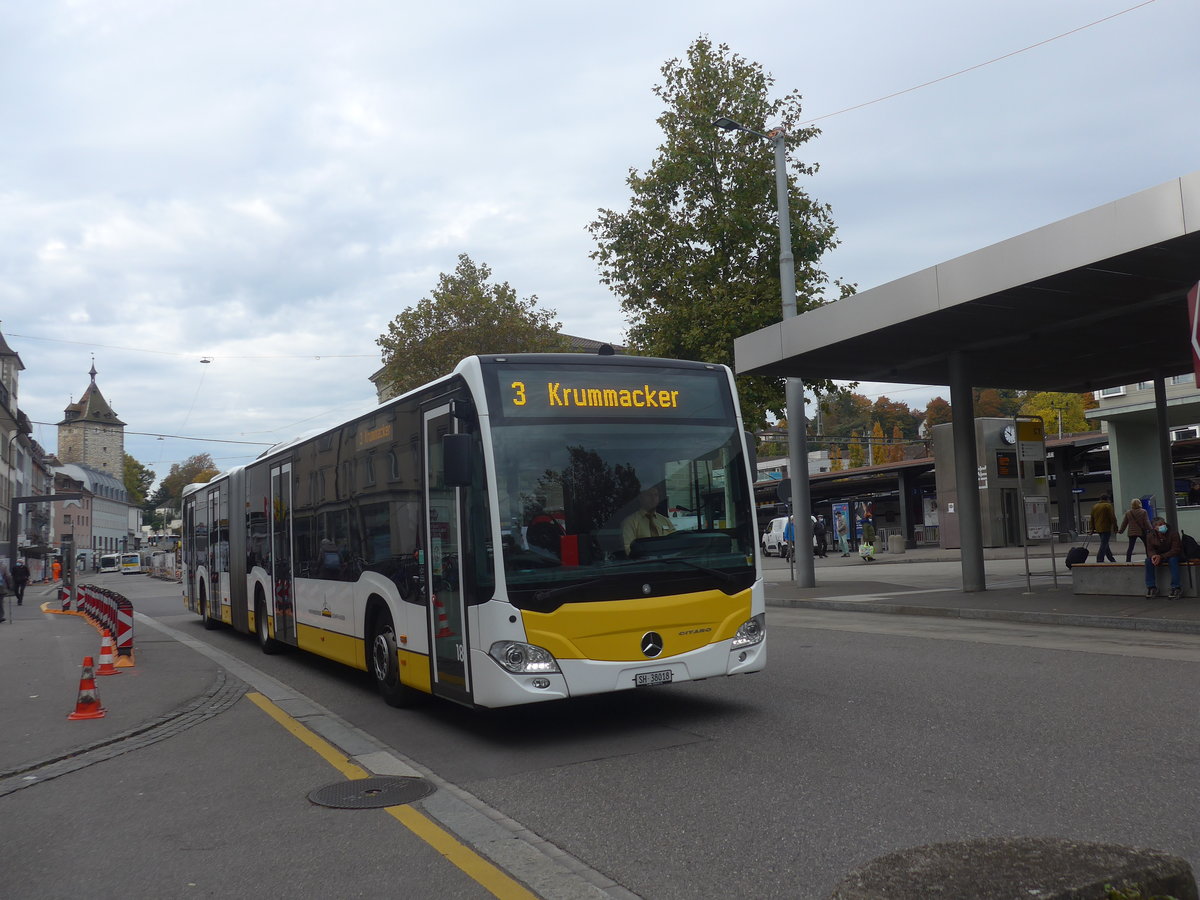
714 115 815 587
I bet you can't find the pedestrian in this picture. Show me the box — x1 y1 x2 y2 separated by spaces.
1143 516 1182 599
1090 493 1117 563
835 510 850 557
51 557 63 582
0 561 11 623
1117 498 1152 562
782 515 795 561
814 515 828 558
11 558 30 605
860 517 877 561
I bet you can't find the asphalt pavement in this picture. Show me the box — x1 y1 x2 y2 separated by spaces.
1 553 1197 898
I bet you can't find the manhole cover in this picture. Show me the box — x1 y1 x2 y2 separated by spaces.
308 776 436 809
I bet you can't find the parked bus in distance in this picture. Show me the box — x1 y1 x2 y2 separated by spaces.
182 352 765 709
99 553 121 573
120 552 144 574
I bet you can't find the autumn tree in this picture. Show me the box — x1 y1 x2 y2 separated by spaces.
123 454 155 508
870 421 885 465
924 396 953 429
1020 391 1092 437
157 453 219 509
829 445 843 472
848 431 865 468
376 254 569 398
889 425 906 463
589 37 848 430
871 395 923 440
819 390 873 441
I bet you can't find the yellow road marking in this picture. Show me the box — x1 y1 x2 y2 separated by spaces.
245 692 540 900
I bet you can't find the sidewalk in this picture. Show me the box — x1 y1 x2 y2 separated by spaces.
765 544 1200 635
0 583 225 788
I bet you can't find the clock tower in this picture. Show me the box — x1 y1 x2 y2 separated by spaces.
57 362 126 476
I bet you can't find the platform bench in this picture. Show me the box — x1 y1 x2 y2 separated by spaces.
1071 560 1199 597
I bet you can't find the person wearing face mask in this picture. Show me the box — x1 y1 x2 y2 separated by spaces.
1144 516 1182 600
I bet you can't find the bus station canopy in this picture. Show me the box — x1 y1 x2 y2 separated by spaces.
734 171 1200 394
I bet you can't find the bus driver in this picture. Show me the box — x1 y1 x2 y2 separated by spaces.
622 486 676 554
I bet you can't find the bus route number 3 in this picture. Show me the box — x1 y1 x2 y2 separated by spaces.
510 381 526 406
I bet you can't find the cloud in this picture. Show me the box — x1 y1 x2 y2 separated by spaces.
2 0 1197 483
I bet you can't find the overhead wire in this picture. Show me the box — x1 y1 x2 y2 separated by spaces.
799 0 1158 125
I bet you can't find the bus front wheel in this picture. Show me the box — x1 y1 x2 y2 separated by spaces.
370 612 415 708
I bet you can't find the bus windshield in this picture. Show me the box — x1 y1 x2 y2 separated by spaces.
491 420 755 611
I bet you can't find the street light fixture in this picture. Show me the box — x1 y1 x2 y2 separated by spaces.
713 115 815 587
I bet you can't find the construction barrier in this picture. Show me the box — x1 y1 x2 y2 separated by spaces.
75 584 136 665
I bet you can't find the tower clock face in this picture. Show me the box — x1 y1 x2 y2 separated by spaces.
1002 424 1017 444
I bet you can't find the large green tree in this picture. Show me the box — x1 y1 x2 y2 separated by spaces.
123 454 155 507
589 37 848 429
376 254 569 398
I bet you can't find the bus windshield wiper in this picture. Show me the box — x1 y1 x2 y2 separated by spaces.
602 556 741 587
667 557 739 586
532 578 605 604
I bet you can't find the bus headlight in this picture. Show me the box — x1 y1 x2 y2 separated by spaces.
730 613 765 649
488 641 561 674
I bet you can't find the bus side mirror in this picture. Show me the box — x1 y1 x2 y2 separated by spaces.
443 434 473 487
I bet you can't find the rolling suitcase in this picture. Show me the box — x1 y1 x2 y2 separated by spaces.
1065 535 1091 568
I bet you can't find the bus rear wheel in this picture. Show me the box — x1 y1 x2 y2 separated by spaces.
370 612 415 708
256 599 282 655
200 586 219 631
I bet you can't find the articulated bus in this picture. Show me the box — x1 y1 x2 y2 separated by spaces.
99 553 121 573
182 352 765 709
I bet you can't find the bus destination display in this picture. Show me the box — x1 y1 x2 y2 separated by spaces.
491 366 731 420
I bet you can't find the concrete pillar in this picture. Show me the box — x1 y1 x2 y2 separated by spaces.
948 352 985 592
1154 375 1178 526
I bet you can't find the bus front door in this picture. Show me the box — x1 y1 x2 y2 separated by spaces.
423 405 470 705
270 462 296 645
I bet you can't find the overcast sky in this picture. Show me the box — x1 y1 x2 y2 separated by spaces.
3 0 1196 488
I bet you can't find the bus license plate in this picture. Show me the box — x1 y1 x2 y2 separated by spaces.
635 670 673 687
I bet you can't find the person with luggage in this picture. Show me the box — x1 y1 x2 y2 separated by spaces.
1090 493 1117 563
1144 516 1182 599
813 515 828 558
1118 497 1152 562
860 517 877 561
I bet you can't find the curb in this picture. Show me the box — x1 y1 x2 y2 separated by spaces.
766 596 1200 635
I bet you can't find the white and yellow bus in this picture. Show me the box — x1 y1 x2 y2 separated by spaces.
119 551 145 574
181 353 765 709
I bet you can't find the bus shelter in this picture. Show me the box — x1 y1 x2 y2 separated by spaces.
735 171 1200 591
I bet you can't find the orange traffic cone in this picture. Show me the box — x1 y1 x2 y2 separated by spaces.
68 656 107 720
96 631 120 676
434 594 453 638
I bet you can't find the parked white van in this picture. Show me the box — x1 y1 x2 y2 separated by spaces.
761 516 789 557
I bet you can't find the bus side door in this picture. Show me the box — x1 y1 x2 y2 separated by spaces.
422 404 471 705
